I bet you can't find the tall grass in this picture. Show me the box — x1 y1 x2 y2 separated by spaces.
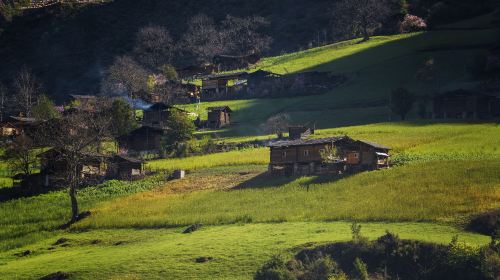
147 148 268 171
77 160 500 230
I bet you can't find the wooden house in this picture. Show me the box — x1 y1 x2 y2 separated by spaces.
0 116 38 137
142 103 187 128
117 126 164 155
207 106 232 129
288 125 314 140
201 72 248 99
107 155 145 180
432 89 500 119
38 148 108 186
268 137 390 176
69 95 97 112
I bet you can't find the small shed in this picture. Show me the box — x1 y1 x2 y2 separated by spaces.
207 106 232 129
107 155 145 180
117 126 164 154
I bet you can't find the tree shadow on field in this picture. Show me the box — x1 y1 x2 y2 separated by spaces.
232 172 296 190
232 170 354 190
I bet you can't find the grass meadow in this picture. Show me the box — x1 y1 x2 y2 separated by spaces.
76 160 500 230
0 222 491 280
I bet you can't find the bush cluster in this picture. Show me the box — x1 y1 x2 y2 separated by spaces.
255 231 500 280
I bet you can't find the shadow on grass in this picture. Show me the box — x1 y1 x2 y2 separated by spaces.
232 170 354 190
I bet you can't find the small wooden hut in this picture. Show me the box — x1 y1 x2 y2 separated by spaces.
107 155 145 179
206 106 232 129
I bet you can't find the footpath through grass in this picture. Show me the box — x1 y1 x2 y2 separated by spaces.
0 222 491 280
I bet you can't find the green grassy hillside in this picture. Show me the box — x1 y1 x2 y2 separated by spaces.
0 123 498 279
183 16 499 136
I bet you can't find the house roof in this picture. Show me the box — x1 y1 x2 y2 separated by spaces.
357 140 391 150
8 116 37 123
113 155 144 164
204 72 248 80
268 136 349 148
207 106 232 112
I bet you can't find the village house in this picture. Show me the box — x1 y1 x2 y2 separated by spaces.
201 72 248 99
206 106 232 129
107 155 145 180
142 103 187 128
268 136 390 176
37 148 108 187
432 89 500 119
117 126 164 156
0 116 38 137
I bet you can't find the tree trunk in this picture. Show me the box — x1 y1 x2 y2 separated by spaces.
69 183 79 223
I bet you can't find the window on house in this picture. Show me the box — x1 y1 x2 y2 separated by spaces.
304 150 309 156
282 151 287 157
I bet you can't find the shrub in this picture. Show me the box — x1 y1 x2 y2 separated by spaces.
254 255 297 280
467 210 500 236
400 14 427 33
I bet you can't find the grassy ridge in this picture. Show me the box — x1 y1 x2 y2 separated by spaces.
0 222 491 280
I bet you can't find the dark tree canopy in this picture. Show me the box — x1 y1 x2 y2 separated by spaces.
134 25 175 70
333 0 391 41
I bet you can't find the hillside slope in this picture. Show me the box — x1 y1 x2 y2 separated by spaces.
183 16 499 136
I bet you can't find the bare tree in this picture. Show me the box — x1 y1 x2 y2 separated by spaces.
180 14 225 64
37 110 111 224
2 134 38 177
221 15 272 55
101 55 149 99
134 25 175 70
263 113 290 139
13 67 40 117
332 0 391 41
